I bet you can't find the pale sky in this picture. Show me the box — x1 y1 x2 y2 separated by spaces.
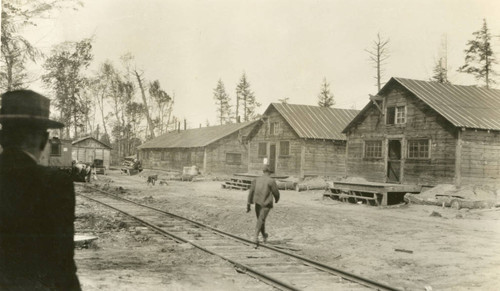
20 0 500 130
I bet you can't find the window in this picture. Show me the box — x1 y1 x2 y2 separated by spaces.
387 106 406 124
258 143 267 157
226 153 242 165
365 141 382 158
50 139 61 156
408 139 430 159
279 141 290 156
270 122 281 135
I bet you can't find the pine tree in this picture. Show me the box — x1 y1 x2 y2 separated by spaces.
213 79 232 125
236 73 260 121
458 19 496 88
431 57 449 83
317 78 335 108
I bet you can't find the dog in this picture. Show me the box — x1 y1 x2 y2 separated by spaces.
147 174 158 186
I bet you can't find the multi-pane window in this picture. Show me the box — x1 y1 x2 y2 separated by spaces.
226 153 242 165
387 106 406 124
270 122 281 135
258 143 267 157
408 139 430 159
365 141 383 158
279 141 290 156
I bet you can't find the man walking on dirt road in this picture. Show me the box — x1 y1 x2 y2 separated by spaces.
247 165 280 245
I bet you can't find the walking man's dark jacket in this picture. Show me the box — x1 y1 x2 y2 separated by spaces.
0 149 80 290
247 175 280 207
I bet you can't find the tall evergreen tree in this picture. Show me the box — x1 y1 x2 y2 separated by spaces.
431 57 449 83
458 19 497 88
236 73 260 122
317 78 335 108
213 79 232 125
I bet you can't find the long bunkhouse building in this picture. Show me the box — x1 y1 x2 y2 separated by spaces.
247 103 359 178
342 77 500 186
137 121 259 174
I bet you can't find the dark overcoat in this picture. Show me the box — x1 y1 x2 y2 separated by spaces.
0 149 80 290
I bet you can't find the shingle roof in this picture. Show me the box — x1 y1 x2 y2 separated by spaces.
343 77 500 133
268 103 360 140
72 136 112 149
137 120 258 149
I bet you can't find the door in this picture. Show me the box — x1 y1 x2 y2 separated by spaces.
387 139 402 183
269 144 276 173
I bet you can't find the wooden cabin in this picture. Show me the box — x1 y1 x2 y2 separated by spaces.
247 103 359 178
343 77 500 186
72 136 112 169
39 137 73 170
137 121 259 175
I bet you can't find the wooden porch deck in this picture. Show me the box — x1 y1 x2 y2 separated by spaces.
324 181 422 206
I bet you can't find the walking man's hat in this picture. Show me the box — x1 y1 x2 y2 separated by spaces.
0 90 64 129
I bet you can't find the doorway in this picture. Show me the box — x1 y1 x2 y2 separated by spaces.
269 144 276 173
387 139 402 183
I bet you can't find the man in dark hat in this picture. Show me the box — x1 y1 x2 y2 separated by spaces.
247 164 280 246
0 90 81 290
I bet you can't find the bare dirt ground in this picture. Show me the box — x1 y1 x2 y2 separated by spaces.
75 170 500 291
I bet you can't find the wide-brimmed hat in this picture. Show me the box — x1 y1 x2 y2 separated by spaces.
0 90 64 129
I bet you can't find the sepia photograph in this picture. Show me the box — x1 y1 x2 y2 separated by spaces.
1 0 499 290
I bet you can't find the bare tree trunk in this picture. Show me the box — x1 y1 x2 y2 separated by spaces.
134 70 155 138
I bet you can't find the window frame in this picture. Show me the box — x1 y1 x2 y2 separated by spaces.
386 105 406 125
364 140 383 159
270 121 281 135
258 142 267 157
279 141 290 156
407 139 431 160
50 140 61 156
225 153 242 165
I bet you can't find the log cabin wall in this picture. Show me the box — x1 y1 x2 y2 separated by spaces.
204 127 254 174
346 84 457 185
247 108 303 176
303 139 346 178
140 148 204 172
460 129 500 185
139 126 254 174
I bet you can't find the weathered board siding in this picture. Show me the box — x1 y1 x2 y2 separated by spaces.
248 109 302 175
139 126 253 175
346 85 457 185
303 140 346 178
72 139 111 169
248 108 347 178
140 148 204 172
460 129 500 184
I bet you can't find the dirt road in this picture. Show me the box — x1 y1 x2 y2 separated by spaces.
75 170 500 290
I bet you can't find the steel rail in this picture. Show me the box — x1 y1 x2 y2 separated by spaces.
78 189 299 291
79 184 402 291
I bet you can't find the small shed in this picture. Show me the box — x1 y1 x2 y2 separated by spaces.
343 77 500 186
72 136 112 169
247 103 359 178
137 121 259 175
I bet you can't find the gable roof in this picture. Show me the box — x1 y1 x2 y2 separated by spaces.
137 120 258 149
72 136 112 149
267 103 360 140
343 77 500 133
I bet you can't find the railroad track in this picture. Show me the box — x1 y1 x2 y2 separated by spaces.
76 184 402 291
